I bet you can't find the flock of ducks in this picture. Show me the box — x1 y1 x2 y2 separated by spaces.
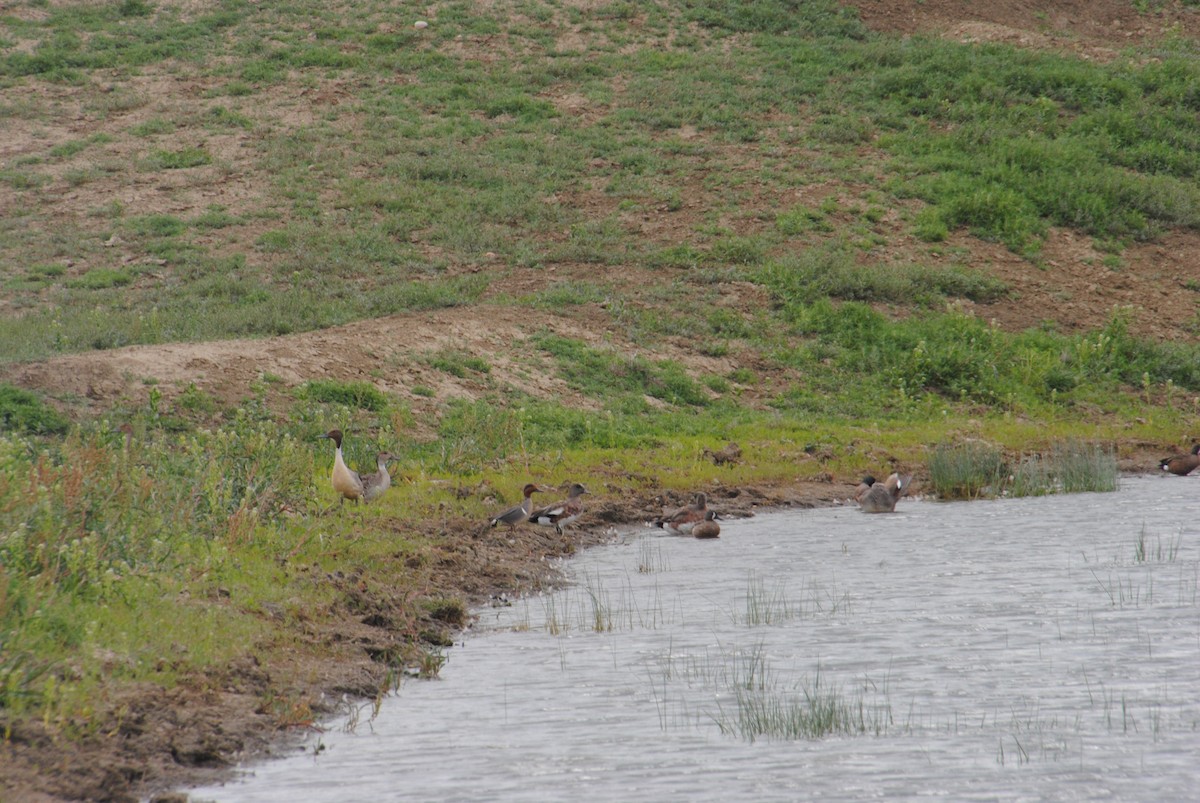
319 428 593 535
320 429 1200 536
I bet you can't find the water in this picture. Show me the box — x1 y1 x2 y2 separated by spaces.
190 476 1200 801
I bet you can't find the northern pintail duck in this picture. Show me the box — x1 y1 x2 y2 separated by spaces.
691 510 720 539
361 452 396 503
528 482 588 535
1159 444 1200 476
490 483 546 532
319 429 365 505
653 492 708 535
855 473 912 513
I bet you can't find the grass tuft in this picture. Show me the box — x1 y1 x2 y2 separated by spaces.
1009 441 1118 497
297 380 390 411
927 441 1007 500
0 384 70 435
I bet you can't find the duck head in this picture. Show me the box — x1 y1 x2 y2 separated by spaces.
319 429 344 448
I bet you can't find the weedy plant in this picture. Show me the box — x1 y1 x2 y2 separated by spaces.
738 573 795 626
1133 526 1182 564
713 663 890 742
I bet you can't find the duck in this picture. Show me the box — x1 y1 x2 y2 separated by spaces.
855 473 912 514
489 483 547 532
692 510 721 539
528 482 588 535
360 452 397 503
703 442 742 467
653 492 708 535
319 429 364 505
1159 444 1200 476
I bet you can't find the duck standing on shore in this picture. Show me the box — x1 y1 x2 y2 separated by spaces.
319 429 365 506
361 452 397 503
855 473 912 513
489 483 547 532
1159 444 1200 476
528 482 589 535
652 492 709 535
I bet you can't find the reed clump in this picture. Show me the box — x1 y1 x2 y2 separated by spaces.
926 441 1007 500
929 440 1117 500
714 666 885 741
1009 441 1118 497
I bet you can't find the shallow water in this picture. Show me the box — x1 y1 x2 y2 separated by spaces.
190 476 1200 802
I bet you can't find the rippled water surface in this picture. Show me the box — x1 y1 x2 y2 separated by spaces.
191 476 1200 801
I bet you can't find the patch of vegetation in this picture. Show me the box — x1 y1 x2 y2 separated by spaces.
297 380 390 411
145 147 211 170
0 384 70 435
533 333 710 407
1009 441 1118 496
425 349 491 377
927 441 1008 500
65 269 133 290
758 245 1009 307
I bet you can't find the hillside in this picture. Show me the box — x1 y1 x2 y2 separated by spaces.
3 2 1200 801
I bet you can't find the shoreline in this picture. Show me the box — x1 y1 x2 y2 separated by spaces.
0 455 1169 802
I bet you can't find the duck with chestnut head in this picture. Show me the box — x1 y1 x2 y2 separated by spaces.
528 482 589 535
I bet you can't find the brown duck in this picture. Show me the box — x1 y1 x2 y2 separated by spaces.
528 482 589 535
692 510 721 539
1159 444 1200 476
653 492 709 535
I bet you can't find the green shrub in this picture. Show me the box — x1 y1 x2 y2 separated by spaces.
0 384 70 435
298 380 390 411
66 269 133 290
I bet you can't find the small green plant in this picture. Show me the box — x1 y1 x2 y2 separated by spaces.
739 573 795 626
1133 526 1182 563
65 269 133 290
713 663 886 742
147 147 211 170
0 384 70 435
637 538 668 574
425 349 491 378
298 380 390 411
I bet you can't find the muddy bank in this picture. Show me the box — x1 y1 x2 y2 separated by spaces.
0 478 850 803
